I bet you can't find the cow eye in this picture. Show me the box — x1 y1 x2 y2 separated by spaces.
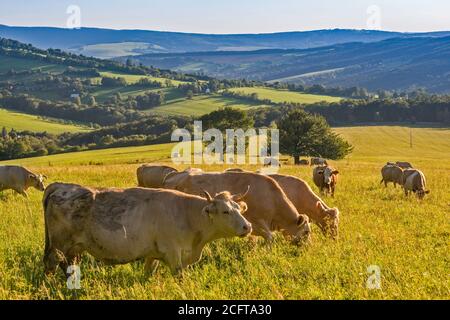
223 210 230 214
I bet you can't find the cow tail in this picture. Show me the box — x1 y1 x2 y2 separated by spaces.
42 184 58 258
137 166 144 187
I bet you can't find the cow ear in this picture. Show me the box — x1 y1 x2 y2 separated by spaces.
297 215 307 226
316 201 325 211
238 201 248 214
332 170 340 175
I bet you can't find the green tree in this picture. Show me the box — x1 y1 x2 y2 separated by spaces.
278 109 353 164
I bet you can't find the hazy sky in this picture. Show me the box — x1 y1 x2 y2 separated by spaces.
1 0 450 33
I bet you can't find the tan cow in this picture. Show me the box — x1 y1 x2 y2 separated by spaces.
0 165 46 198
43 183 252 276
137 164 178 188
164 171 312 244
269 174 340 239
381 165 404 188
313 166 339 197
310 157 328 167
402 169 430 199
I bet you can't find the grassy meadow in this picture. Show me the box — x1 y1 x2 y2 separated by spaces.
0 109 91 134
227 87 343 104
0 125 448 299
151 94 268 116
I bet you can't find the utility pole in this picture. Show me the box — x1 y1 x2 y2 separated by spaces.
410 127 413 148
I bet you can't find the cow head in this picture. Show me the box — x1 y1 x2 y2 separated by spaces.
317 167 339 186
416 189 430 200
316 202 340 239
30 174 47 191
201 187 252 238
291 214 312 245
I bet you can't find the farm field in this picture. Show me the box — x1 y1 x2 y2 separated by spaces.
97 71 187 86
0 56 66 74
151 94 269 116
227 87 343 104
0 108 91 134
0 125 448 299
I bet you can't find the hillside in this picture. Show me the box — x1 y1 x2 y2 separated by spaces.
0 109 90 134
131 36 450 93
0 25 407 57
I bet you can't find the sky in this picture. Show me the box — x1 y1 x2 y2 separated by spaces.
1 0 450 34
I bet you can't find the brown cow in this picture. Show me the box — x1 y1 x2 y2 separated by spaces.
164 171 312 244
310 157 328 167
0 165 46 198
137 164 177 188
269 174 340 239
396 161 413 169
381 165 404 188
402 169 430 199
313 166 339 197
43 183 252 276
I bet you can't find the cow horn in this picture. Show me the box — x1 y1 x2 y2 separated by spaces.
202 189 213 202
232 185 250 201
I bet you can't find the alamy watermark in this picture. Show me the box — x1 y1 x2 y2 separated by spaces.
66 5 81 29
366 5 382 30
171 121 280 171
67 265 81 290
366 265 382 290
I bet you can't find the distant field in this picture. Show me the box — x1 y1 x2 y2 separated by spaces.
0 125 448 299
0 55 65 74
0 109 91 134
97 71 187 86
91 86 185 103
151 94 269 116
228 87 342 104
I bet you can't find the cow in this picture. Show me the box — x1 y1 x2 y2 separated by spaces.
269 174 340 239
43 183 252 276
0 165 46 198
313 166 339 197
137 164 178 188
401 169 430 199
299 159 310 166
396 161 413 169
380 165 404 188
310 157 328 167
163 171 312 244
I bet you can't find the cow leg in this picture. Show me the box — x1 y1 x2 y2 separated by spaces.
15 189 28 198
251 220 273 242
44 248 66 276
144 257 160 275
331 185 335 197
165 250 183 276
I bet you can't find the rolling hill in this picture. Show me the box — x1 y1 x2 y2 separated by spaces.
0 109 91 134
131 36 450 93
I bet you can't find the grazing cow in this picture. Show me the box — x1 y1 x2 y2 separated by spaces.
43 183 252 276
380 165 404 188
402 169 430 199
164 171 311 244
299 159 310 166
269 174 340 239
137 165 178 188
310 157 328 167
0 165 46 198
396 161 413 169
313 166 339 197
224 168 247 173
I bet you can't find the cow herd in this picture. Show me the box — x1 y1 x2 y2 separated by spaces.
0 158 428 279
381 161 430 199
